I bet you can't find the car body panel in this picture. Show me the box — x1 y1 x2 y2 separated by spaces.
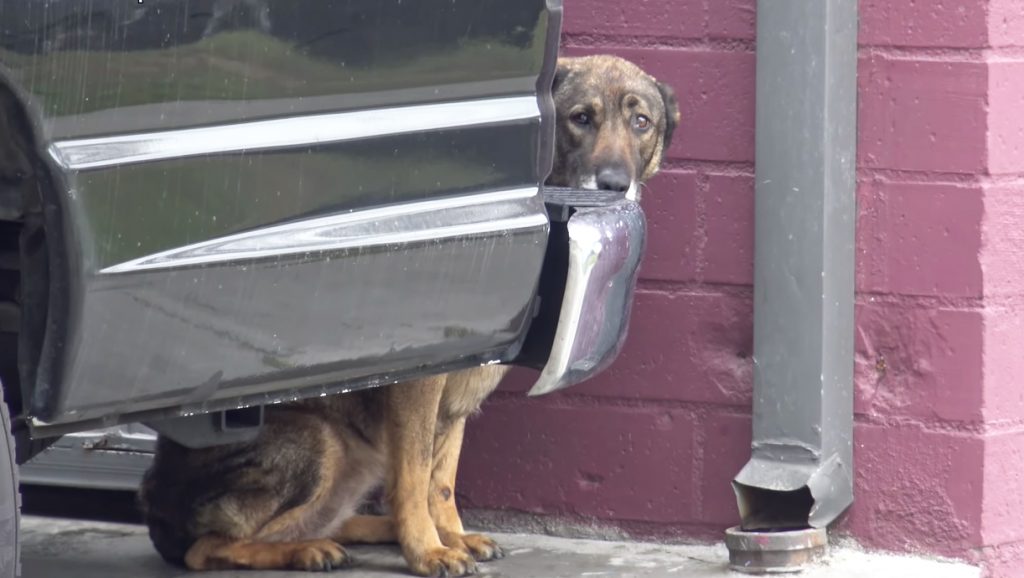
0 0 563 426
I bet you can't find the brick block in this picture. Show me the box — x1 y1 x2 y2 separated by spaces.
706 1 756 40
840 423 984 557
562 46 755 164
637 171 753 285
860 0 988 48
989 0 1024 47
702 174 754 286
636 170 701 283
854 302 984 423
562 0 704 39
988 61 1024 174
858 56 987 174
982 429 1024 547
460 400 698 524
980 184 1024 298
571 289 753 405
699 411 751 526
982 303 1024 424
856 180 983 298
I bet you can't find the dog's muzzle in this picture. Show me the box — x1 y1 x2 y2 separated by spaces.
596 167 631 193
580 170 640 201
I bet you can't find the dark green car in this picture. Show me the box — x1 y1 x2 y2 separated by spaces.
0 1 646 574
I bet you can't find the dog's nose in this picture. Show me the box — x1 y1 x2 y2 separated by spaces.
596 167 632 192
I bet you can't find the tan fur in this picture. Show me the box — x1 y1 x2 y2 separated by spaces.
139 55 677 577
185 535 350 572
334 515 396 544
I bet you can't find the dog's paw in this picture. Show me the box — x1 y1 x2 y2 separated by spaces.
461 533 505 561
290 539 352 572
410 547 477 577
440 531 504 562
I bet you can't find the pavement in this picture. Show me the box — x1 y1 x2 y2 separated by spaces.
20 516 981 578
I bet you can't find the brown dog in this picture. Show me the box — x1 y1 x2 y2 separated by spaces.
548 55 679 200
138 55 679 577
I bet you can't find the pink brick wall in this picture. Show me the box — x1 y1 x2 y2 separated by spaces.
460 2 1024 576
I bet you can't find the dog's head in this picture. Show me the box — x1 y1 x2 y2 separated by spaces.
546 55 680 200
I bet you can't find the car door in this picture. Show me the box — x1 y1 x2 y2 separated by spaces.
0 0 561 428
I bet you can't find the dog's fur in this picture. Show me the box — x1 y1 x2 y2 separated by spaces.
138 55 679 577
548 56 679 200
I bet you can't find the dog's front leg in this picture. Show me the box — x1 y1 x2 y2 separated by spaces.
386 376 477 577
429 416 505 561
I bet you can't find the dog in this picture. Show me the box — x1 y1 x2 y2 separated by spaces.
547 55 679 201
138 55 679 577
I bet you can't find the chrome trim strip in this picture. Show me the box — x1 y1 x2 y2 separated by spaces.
49 95 540 170
101 187 545 274
46 78 539 140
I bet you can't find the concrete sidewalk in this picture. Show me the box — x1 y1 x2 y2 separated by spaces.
20 516 980 578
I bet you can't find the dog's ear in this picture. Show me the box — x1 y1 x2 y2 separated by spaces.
656 81 680 149
552 61 571 93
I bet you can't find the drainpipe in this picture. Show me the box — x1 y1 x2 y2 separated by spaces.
725 0 857 572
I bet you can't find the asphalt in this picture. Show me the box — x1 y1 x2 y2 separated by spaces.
20 516 981 578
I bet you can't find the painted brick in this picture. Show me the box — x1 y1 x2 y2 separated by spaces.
699 412 751 526
706 1 756 40
567 289 753 405
463 412 987 556
841 423 984 557
561 0 704 39
496 367 536 394
981 429 1024 547
562 46 756 164
703 174 754 286
981 541 1024 578
860 0 988 48
637 172 753 285
989 0 1024 47
982 302 1024 424
565 0 994 47
856 180 983 298
696 413 992 538
712 0 991 47
460 400 697 524
704 0 991 46
636 170 701 283
858 56 988 173
854 302 984 423
499 0 1017 565
988 61 1024 174
980 184 1024 298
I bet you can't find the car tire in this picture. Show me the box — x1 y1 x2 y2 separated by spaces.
0 387 19 578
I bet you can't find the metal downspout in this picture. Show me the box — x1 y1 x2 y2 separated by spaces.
726 0 857 572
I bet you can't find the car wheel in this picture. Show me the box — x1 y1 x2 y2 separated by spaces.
0 388 19 578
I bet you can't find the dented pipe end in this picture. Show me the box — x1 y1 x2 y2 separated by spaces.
725 526 828 574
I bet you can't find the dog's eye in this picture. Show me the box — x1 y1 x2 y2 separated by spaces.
633 115 652 131
570 112 591 126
